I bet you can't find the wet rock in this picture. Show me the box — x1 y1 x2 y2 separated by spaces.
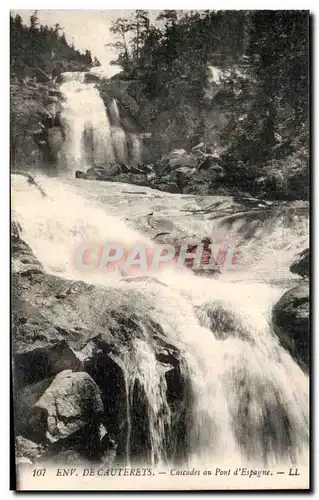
168 154 200 170
75 170 87 179
290 248 309 278
85 165 107 180
170 148 187 157
152 180 179 194
47 423 103 463
12 227 191 464
192 142 205 152
130 379 151 463
174 167 196 191
151 149 226 194
47 127 64 157
84 72 101 84
49 89 64 99
12 224 83 383
13 306 80 388
15 436 45 463
11 220 43 275
164 360 192 464
272 283 309 370
86 164 122 180
100 433 118 466
127 173 149 186
196 301 250 341
46 95 59 103
16 457 33 465
165 365 185 404
33 370 104 443
183 183 210 195
77 338 128 459
15 377 55 437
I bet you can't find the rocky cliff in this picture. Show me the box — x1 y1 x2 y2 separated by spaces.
12 218 191 466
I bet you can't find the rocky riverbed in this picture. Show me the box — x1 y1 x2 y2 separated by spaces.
13 217 191 466
12 174 309 469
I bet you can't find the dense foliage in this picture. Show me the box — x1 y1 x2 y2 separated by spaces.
107 10 309 196
221 11 309 179
10 11 101 170
10 11 99 79
10 10 309 199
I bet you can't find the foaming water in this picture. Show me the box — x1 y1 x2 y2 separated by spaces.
109 98 121 127
58 77 115 174
12 174 154 284
112 127 128 164
215 205 309 281
57 74 142 174
130 339 171 466
143 280 308 467
11 174 309 468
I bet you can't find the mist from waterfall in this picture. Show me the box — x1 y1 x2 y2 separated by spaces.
12 174 309 469
57 74 142 175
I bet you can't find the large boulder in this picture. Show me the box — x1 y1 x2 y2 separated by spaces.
11 219 43 275
12 219 190 464
168 154 200 170
116 173 149 187
15 436 45 465
16 436 44 461
86 164 120 180
151 149 226 194
11 224 80 389
290 248 309 278
84 72 101 84
151 181 179 194
33 370 104 443
272 283 309 370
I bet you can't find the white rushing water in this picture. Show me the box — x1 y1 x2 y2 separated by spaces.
11 70 309 470
12 173 309 469
57 73 141 174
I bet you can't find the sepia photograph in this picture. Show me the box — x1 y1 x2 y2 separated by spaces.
10 9 310 491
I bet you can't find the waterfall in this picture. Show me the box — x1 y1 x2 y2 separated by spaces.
109 98 121 127
111 127 128 164
12 173 309 469
58 73 115 174
129 339 171 466
56 74 142 174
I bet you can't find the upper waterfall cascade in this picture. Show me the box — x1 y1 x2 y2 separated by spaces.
57 72 141 175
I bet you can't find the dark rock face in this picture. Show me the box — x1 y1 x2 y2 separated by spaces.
150 150 225 194
75 170 87 179
290 248 309 278
152 181 179 194
84 72 101 84
13 334 80 389
10 78 63 172
12 218 190 466
83 164 149 187
272 283 309 370
15 436 44 465
74 148 226 196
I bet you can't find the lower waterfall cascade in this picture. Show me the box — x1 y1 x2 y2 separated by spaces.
12 172 309 469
